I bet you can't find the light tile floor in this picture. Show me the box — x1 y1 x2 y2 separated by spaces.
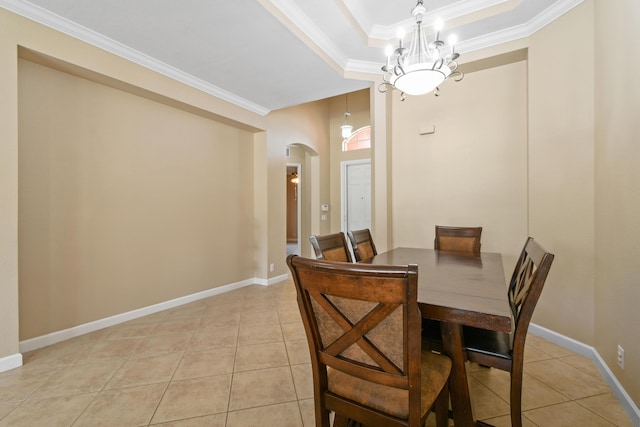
0 278 634 426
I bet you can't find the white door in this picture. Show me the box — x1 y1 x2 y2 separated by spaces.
342 160 371 232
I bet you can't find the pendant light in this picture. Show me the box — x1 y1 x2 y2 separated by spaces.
340 94 353 139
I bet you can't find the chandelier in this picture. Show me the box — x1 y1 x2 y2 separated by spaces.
379 0 463 99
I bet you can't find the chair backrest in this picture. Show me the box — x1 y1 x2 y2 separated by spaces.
348 228 378 262
286 255 423 426
508 237 554 353
434 225 482 253
309 232 353 262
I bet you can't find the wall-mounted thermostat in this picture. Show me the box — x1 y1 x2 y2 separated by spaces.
321 204 329 212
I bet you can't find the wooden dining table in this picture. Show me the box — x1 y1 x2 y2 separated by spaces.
362 247 512 427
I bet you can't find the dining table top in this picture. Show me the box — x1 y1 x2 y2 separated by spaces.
361 247 512 332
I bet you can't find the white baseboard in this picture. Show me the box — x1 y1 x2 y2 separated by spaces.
0 353 23 372
529 323 640 427
18 277 274 354
268 273 289 286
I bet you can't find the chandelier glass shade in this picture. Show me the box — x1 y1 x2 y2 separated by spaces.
341 112 353 139
379 0 463 99
340 94 352 139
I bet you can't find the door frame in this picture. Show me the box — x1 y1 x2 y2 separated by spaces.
340 159 371 233
287 163 302 253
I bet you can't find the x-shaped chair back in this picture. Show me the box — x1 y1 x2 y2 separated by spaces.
508 237 555 349
287 255 426 427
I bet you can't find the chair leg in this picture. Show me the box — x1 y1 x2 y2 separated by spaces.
435 382 450 427
510 371 524 427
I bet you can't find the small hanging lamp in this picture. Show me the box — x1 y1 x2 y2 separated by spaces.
340 94 353 139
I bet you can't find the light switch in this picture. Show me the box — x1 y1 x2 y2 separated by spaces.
321 214 327 221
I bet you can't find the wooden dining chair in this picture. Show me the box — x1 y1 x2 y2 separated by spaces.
286 255 451 427
424 226 484 348
434 225 483 254
462 237 554 427
309 232 354 262
347 228 378 262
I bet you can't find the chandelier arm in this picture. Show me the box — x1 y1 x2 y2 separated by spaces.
378 82 390 93
451 70 464 82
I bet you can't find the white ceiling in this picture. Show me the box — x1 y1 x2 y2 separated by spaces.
2 0 582 115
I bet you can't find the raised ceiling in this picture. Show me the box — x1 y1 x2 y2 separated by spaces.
2 0 582 115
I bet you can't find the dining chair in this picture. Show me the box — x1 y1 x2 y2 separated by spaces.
434 225 483 253
347 228 378 262
462 237 555 427
424 225 484 349
309 232 354 262
286 255 451 427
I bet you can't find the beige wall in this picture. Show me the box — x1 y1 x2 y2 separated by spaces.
18 59 255 339
0 8 20 360
594 0 640 403
370 87 392 253
528 1 595 345
252 131 269 281
390 58 529 270
0 8 266 357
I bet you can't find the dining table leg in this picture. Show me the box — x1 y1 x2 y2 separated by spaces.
441 322 475 427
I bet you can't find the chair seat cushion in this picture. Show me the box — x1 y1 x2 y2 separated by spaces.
462 326 512 360
327 349 451 419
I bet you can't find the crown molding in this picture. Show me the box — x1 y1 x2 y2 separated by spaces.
0 0 271 116
370 0 516 41
344 59 383 76
460 0 583 54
